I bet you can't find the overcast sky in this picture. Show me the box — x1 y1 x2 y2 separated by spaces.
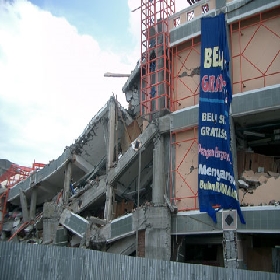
0 0 188 167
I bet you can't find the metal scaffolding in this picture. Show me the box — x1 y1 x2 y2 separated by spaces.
140 0 175 118
230 8 280 94
170 127 199 211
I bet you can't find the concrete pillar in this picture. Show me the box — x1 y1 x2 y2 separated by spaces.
145 206 171 261
30 188 37 220
19 188 30 222
63 161 72 205
43 218 59 244
230 114 240 180
104 184 113 222
223 230 238 268
152 134 165 205
107 97 116 171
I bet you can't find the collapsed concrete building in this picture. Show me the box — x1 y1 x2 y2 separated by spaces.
1 0 280 274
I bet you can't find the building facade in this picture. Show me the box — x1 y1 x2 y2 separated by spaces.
1 0 280 274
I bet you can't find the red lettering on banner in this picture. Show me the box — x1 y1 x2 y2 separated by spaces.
201 74 226 93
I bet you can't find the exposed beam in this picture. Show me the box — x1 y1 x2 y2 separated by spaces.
73 155 94 173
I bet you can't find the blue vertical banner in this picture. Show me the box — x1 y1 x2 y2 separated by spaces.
198 13 245 224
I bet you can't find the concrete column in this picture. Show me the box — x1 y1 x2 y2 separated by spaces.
30 188 37 220
19 188 30 222
63 161 72 205
223 230 238 268
104 184 113 222
145 206 171 261
152 134 165 205
230 113 239 179
107 97 116 171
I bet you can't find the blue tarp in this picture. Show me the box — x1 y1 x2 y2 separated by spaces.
198 13 245 224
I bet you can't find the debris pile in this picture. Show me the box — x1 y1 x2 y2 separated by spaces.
239 170 280 206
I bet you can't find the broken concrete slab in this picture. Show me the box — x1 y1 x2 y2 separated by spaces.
71 98 133 170
70 234 82 247
108 122 158 185
7 98 131 208
107 234 135 255
240 170 272 189
239 175 280 206
268 171 280 178
73 155 94 174
59 209 89 238
8 149 72 204
89 216 106 226
69 178 107 213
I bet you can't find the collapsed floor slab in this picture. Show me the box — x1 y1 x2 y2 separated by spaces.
69 177 107 214
107 234 135 255
59 209 89 238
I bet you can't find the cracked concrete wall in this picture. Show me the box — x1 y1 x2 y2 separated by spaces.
172 40 201 110
171 6 280 111
239 170 280 206
174 128 199 211
59 209 89 238
230 11 280 94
